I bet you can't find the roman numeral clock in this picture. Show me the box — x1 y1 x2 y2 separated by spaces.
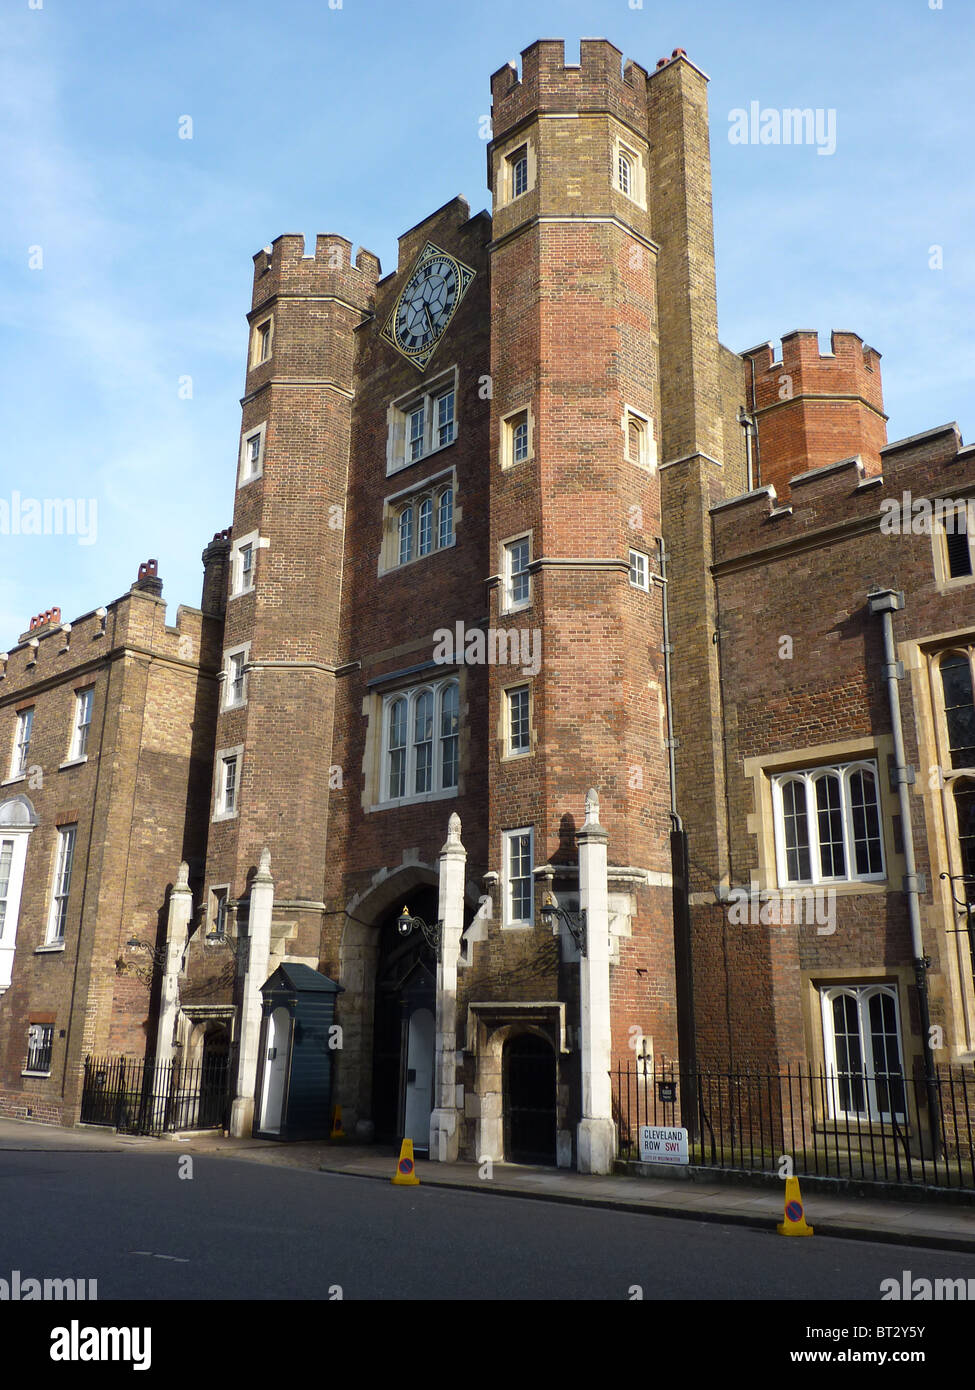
380 242 475 370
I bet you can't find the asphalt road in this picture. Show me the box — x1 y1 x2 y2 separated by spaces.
2 1146 975 1301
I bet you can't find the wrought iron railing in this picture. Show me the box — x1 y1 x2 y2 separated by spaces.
81 1054 231 1135
612 1061 975 1191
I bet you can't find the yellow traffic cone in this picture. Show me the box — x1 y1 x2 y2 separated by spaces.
391 1137 420 1186
329 1105 346 1141
777 1176 814 1236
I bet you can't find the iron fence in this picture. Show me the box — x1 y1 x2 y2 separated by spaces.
81 1054 231 1135
612 1061 975 1191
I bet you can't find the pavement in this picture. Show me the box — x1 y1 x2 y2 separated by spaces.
2 1116 974 1253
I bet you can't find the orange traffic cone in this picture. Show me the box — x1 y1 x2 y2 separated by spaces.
391 1137 420 1186
777 1176 814 1236
330 1105 346 1141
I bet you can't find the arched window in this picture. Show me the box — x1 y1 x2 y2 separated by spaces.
772 762 885 886
397 507 413 566
618 151 632 196
440 681 459 789
387 698 408 800
413 690 434 793
417 498 433 557
437 487 453 549
820 984 906 1121
939 651 975 768
381 680 460 804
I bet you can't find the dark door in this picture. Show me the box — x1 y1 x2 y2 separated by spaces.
503 1033 557 1165
199 1025 231 1129
371 891 437 1144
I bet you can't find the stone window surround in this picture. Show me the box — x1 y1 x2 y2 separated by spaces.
898 629 975 1059
221 642 251 711
378 466 457 575
365 674 462 812
742 735 901 896
386 366 459 478
800 969 915 1130
613 126 648 209
500 679 533 761
250 315 273 368
502 825 534 928
499 404 534 471
228 530 265 599
769 759 887 888
238 420 267 487
212 745 244 822
495 134 537 208
622 403 656 472
499 530 533 613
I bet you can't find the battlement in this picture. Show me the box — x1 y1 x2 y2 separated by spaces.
741 329 888 497
744 331 883 413
251 233 380 311
711 424 969 565
490 38 650 141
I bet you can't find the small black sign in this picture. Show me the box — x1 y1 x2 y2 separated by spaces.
657 1081 677 1104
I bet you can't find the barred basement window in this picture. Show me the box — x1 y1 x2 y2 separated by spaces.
25 1022 53 1076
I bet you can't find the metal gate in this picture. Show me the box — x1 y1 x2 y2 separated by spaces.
81 1054 232 1135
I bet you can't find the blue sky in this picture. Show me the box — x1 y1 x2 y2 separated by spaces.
1 0 972 643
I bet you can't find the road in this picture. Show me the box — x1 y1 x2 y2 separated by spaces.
2 1142 975 1301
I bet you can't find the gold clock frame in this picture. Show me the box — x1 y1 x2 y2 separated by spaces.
380 242 475 371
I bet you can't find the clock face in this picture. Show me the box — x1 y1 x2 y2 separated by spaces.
381 243 475 370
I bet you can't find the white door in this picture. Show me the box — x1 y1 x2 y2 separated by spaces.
259 1007 290 1134
403 1007 434 1151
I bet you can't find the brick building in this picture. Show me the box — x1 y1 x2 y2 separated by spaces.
2 37 972 1167
0 561 222 1123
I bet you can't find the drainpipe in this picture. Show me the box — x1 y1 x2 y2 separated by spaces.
868 588 941 1155
737 407 757 493
655 539 698 1130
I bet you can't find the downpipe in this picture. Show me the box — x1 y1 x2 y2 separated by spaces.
868 588 942 1157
